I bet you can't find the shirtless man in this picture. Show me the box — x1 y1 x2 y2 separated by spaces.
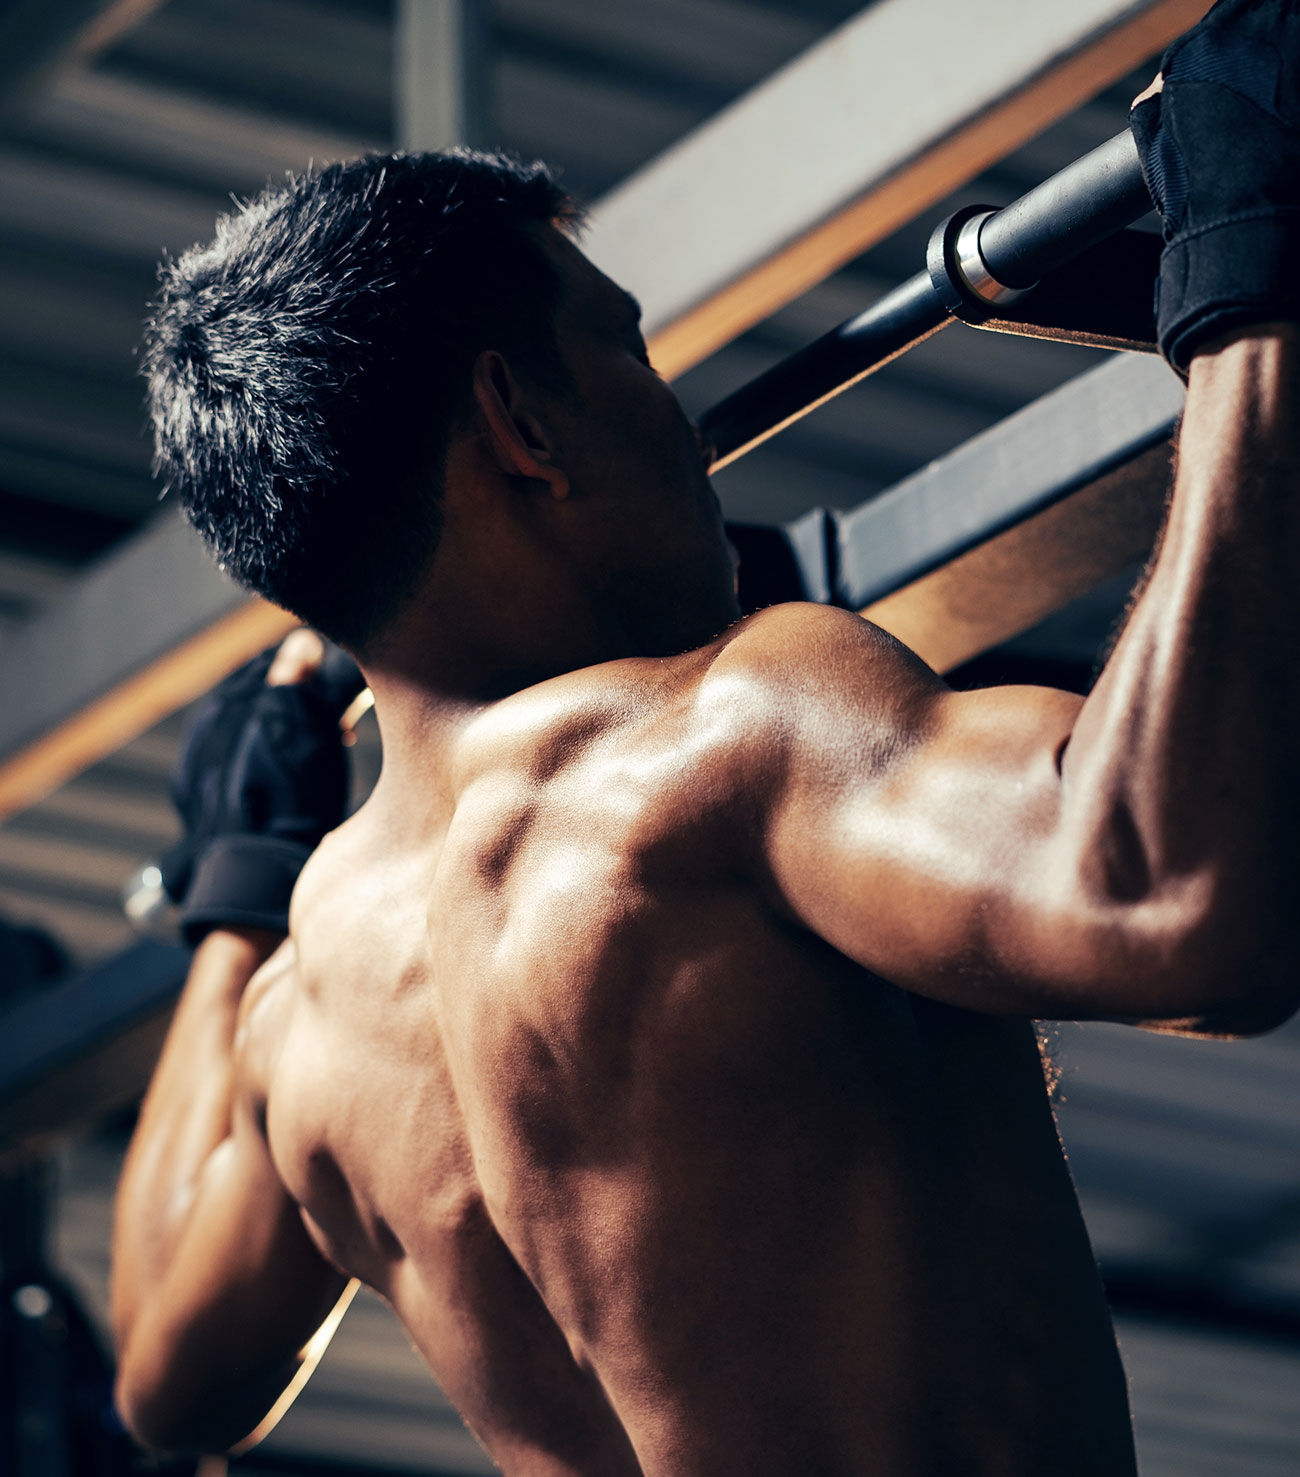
111 3 1300 1471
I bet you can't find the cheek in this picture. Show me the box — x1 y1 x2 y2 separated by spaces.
641 383 704 477
568 353 702 499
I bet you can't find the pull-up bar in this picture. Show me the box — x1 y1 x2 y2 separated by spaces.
700 129 1158 470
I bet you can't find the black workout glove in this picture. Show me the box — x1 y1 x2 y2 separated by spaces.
1129 0 1300 376
159 641 365 945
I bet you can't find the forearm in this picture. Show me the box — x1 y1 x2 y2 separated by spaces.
1060 327 1300 1016
111 927 281 1344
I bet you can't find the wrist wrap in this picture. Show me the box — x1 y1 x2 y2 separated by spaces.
161 641 364 945
178 834 315 944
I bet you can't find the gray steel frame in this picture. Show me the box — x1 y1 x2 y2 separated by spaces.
839 356 1182 609
0 939 186 1156
0 0 167 112
0 511 296 820
848 353 1185 671
395 0 490 151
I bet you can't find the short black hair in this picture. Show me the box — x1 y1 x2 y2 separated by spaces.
143 149 578 652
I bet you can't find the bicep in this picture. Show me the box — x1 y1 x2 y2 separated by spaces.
116 1091 349 1454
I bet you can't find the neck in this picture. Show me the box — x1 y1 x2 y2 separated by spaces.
361 662 477 799
357 601 639 798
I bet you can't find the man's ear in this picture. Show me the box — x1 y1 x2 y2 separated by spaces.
470 350 570 500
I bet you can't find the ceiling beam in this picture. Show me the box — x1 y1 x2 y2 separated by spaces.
840 352 1186 671
0 513 295 821
0 939 187 1156
395 0 489 151
0 0 168 113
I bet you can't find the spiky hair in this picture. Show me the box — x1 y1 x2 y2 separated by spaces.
143 150 577 652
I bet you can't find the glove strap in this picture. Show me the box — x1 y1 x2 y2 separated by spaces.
1160 212 1300 375
179 834 313 945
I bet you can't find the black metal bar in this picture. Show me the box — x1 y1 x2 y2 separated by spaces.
700 272 949 469
1103 1264 1300 1351
979 228 1161 353
977 130 1151 289
699 128 1152 470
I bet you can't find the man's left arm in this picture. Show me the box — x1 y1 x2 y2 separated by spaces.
110 631 366 1453
111 927 352 1455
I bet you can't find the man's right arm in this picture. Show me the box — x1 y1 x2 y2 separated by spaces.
722 326 1300 1035
736 0 1300 1034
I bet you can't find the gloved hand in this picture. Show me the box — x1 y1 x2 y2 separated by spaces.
1130 0 1300 376
158 632 365 945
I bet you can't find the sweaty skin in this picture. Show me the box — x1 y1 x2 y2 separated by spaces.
112 218 1300 1475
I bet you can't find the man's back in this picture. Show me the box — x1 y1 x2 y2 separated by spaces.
263 607 1135 1476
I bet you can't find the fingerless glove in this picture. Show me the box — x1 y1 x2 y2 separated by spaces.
160 643 364 944
1130 0 1300 375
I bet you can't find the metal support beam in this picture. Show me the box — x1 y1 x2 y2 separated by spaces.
0 513 294 821
0 0 168 114
0 940 187 1155
396 0 489 151
845 353 1185 671
592 0 1208 379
